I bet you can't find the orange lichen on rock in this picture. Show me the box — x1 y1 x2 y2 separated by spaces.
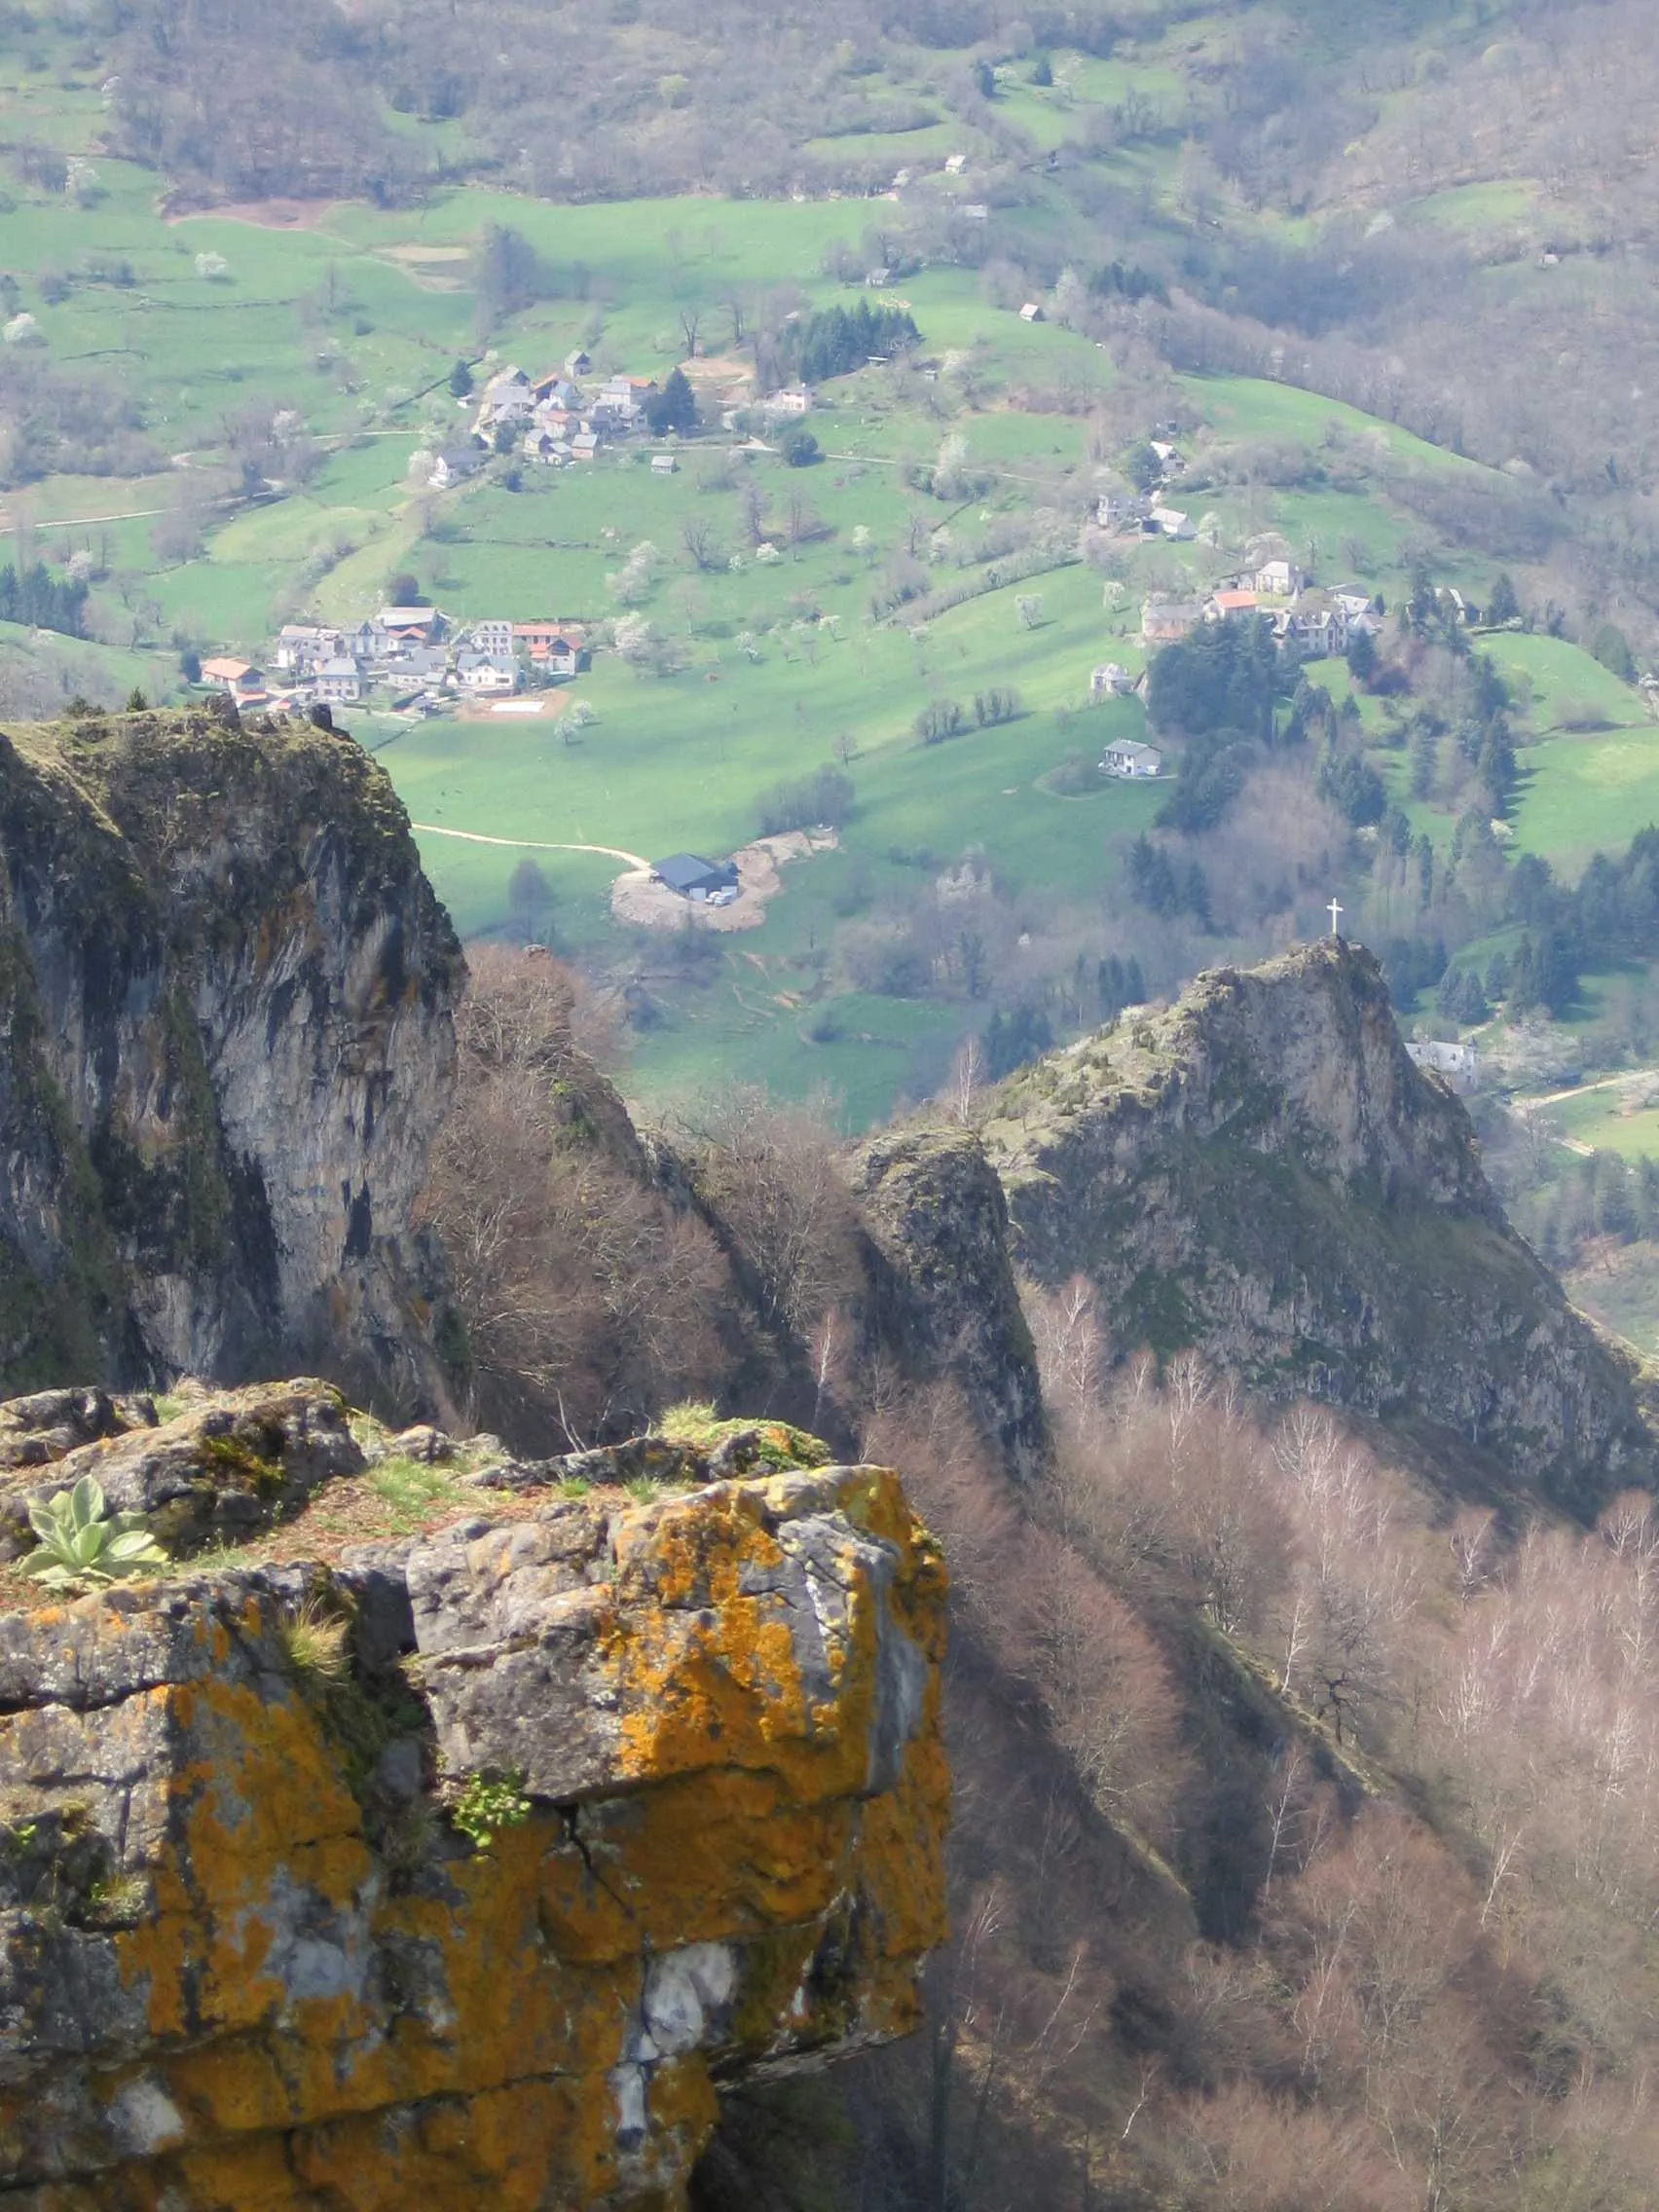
0 1452 947 2210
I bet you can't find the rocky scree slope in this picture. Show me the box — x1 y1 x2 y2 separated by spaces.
0 1382 947 2210
0 706 462 1409
978 940 1654 1516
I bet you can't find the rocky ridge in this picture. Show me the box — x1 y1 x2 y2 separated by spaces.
0 1384 946 2210
977 940 1654 1515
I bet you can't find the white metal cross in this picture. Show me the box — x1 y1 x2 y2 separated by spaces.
1327 899 1344 938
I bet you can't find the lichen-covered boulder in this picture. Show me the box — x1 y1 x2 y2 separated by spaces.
0 1460 947 2209
0 1386 157 1472
0 1378 363 1558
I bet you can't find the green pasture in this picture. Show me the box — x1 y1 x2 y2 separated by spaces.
1509 731 1659 869
802 125 960 167
1487 633 1646 735
1403 179 1540 232
621 980 968 1131
1544 1086 1659 1161
1184 373 1492 479
1565 1244 1659 1360
0 618 176 707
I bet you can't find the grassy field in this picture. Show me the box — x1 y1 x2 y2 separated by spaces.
1544 1084 1659 1161
1509 730 1659 866
1566 1240 1659 1360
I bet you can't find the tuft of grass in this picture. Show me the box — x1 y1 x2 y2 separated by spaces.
655 1400 720 1442
279 1598 351 1684
366 1454 471 1533
622 1474 681 1502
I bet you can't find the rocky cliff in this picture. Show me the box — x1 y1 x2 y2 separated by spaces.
0 705 462 1411
977 941 1655 1515
0 1388 946 2209
851 1126 1047 1482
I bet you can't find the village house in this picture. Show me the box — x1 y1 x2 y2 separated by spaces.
273 625 331 673
456 651 520 695
571 429 601 461
1272 590 1349 660
200 656 268 702
1089 663 1134 698
1094 492 1148 530
650 453 679 475
944 152 968 174
1102 739 1162 779
429 447 484 490
1018 302 1045 322
476 367 535 430
1253 559 1305 598
763 387 812 417
1206 589 1261 622
313 658 363 706
512 624 586 676
589 375 658 430
1329 583 1376 622
1142 597 1206 645
1407 1038 1479 1091
564 349 592 377
378 606 440 643
466 619 514 659
386 645 447 684
1150 506 1196 540
523 425 567 465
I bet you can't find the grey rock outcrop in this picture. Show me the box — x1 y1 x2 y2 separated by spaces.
979 941 1655 1516
852 1126 1047 1480
0 707 463 1412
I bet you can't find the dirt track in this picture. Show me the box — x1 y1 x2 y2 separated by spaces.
411 826 650 868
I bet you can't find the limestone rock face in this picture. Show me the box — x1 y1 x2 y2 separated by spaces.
0 1446 947 2209
0 708 463 1411
979 941 1655 1515
852 1126 1047 1480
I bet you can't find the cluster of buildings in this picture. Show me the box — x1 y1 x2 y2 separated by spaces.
1140 564 1382 663
1095 439 1198 542
200 607 587 718
424 352 667 484
425 353 816 487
